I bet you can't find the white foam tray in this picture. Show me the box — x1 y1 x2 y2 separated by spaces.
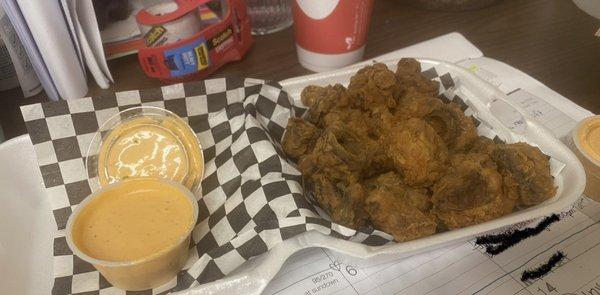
0 59 585 295
177 58 586 295
0 135 54 295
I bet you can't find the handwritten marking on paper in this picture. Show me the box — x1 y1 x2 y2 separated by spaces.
505 89 577 140
487 88 577 141
345 265 358 276
579 281 600 295
476 214 561 256
306 272 340 295
533 281 558 295
521 251 566 282
328 261 342 271
312 272 334 284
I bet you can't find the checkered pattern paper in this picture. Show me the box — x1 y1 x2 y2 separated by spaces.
21 67 523 295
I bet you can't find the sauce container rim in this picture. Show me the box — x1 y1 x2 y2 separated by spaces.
65 177 199 268
571 115 600 169
85 106 204 193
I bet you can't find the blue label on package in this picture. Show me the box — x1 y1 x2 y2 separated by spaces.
163 38 210 77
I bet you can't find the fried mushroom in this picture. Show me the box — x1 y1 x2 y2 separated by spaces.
394 91 477 152
385 118 448 187
312 173 368 228
281 118 320 159
395 58 439 97
301 84 350 125
366 188 437 242
310 125 369 183
491 143 556 207
348 63 401 113
432 153 514 229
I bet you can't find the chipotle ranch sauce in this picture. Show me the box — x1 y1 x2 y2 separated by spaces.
71 179 194 262
97 116 203 190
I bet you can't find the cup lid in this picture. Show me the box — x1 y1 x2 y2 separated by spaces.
86 106 204 192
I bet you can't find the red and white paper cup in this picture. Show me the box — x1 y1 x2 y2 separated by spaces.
292 0 374 72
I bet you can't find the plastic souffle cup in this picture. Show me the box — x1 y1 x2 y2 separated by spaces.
65 178 199 291
86 106 204 194
569 115 600 202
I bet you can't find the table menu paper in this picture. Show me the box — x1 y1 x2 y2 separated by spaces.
263 195 600 295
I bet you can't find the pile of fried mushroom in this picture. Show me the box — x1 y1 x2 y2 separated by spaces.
282 58 556 242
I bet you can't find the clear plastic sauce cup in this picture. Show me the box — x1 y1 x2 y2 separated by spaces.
86 106 204 193
65 178 199 291
569 115 600 201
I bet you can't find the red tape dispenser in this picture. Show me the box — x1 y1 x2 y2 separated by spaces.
136 0 252 82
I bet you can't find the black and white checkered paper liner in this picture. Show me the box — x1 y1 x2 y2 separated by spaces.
21 68 523 295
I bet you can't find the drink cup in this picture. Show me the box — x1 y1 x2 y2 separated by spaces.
292 0 374 72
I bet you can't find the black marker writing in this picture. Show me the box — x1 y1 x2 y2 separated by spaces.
521 251 565 282
476 214 560 255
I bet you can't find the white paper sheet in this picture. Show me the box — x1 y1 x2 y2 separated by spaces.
59 0 86 81
0 0 58 100
259 36 599 295
364 32 484 64
74 0 113 83
0 9 41 96
457 57 593 141
263 196 600 295
14 0 87 100
65 0 110 89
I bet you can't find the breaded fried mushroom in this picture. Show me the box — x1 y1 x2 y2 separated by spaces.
281 118 320 159
366 188 437 242
385 118 448 187
432 153 515 229
491 143 556 207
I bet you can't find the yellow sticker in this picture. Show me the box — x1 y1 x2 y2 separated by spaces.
194 43 210 70
144 26 167 47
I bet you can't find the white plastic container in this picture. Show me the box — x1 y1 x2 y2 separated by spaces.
569 115 600 201
175 58 586 295
0 135 53 295
65 178 199 291
280 58 585 258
